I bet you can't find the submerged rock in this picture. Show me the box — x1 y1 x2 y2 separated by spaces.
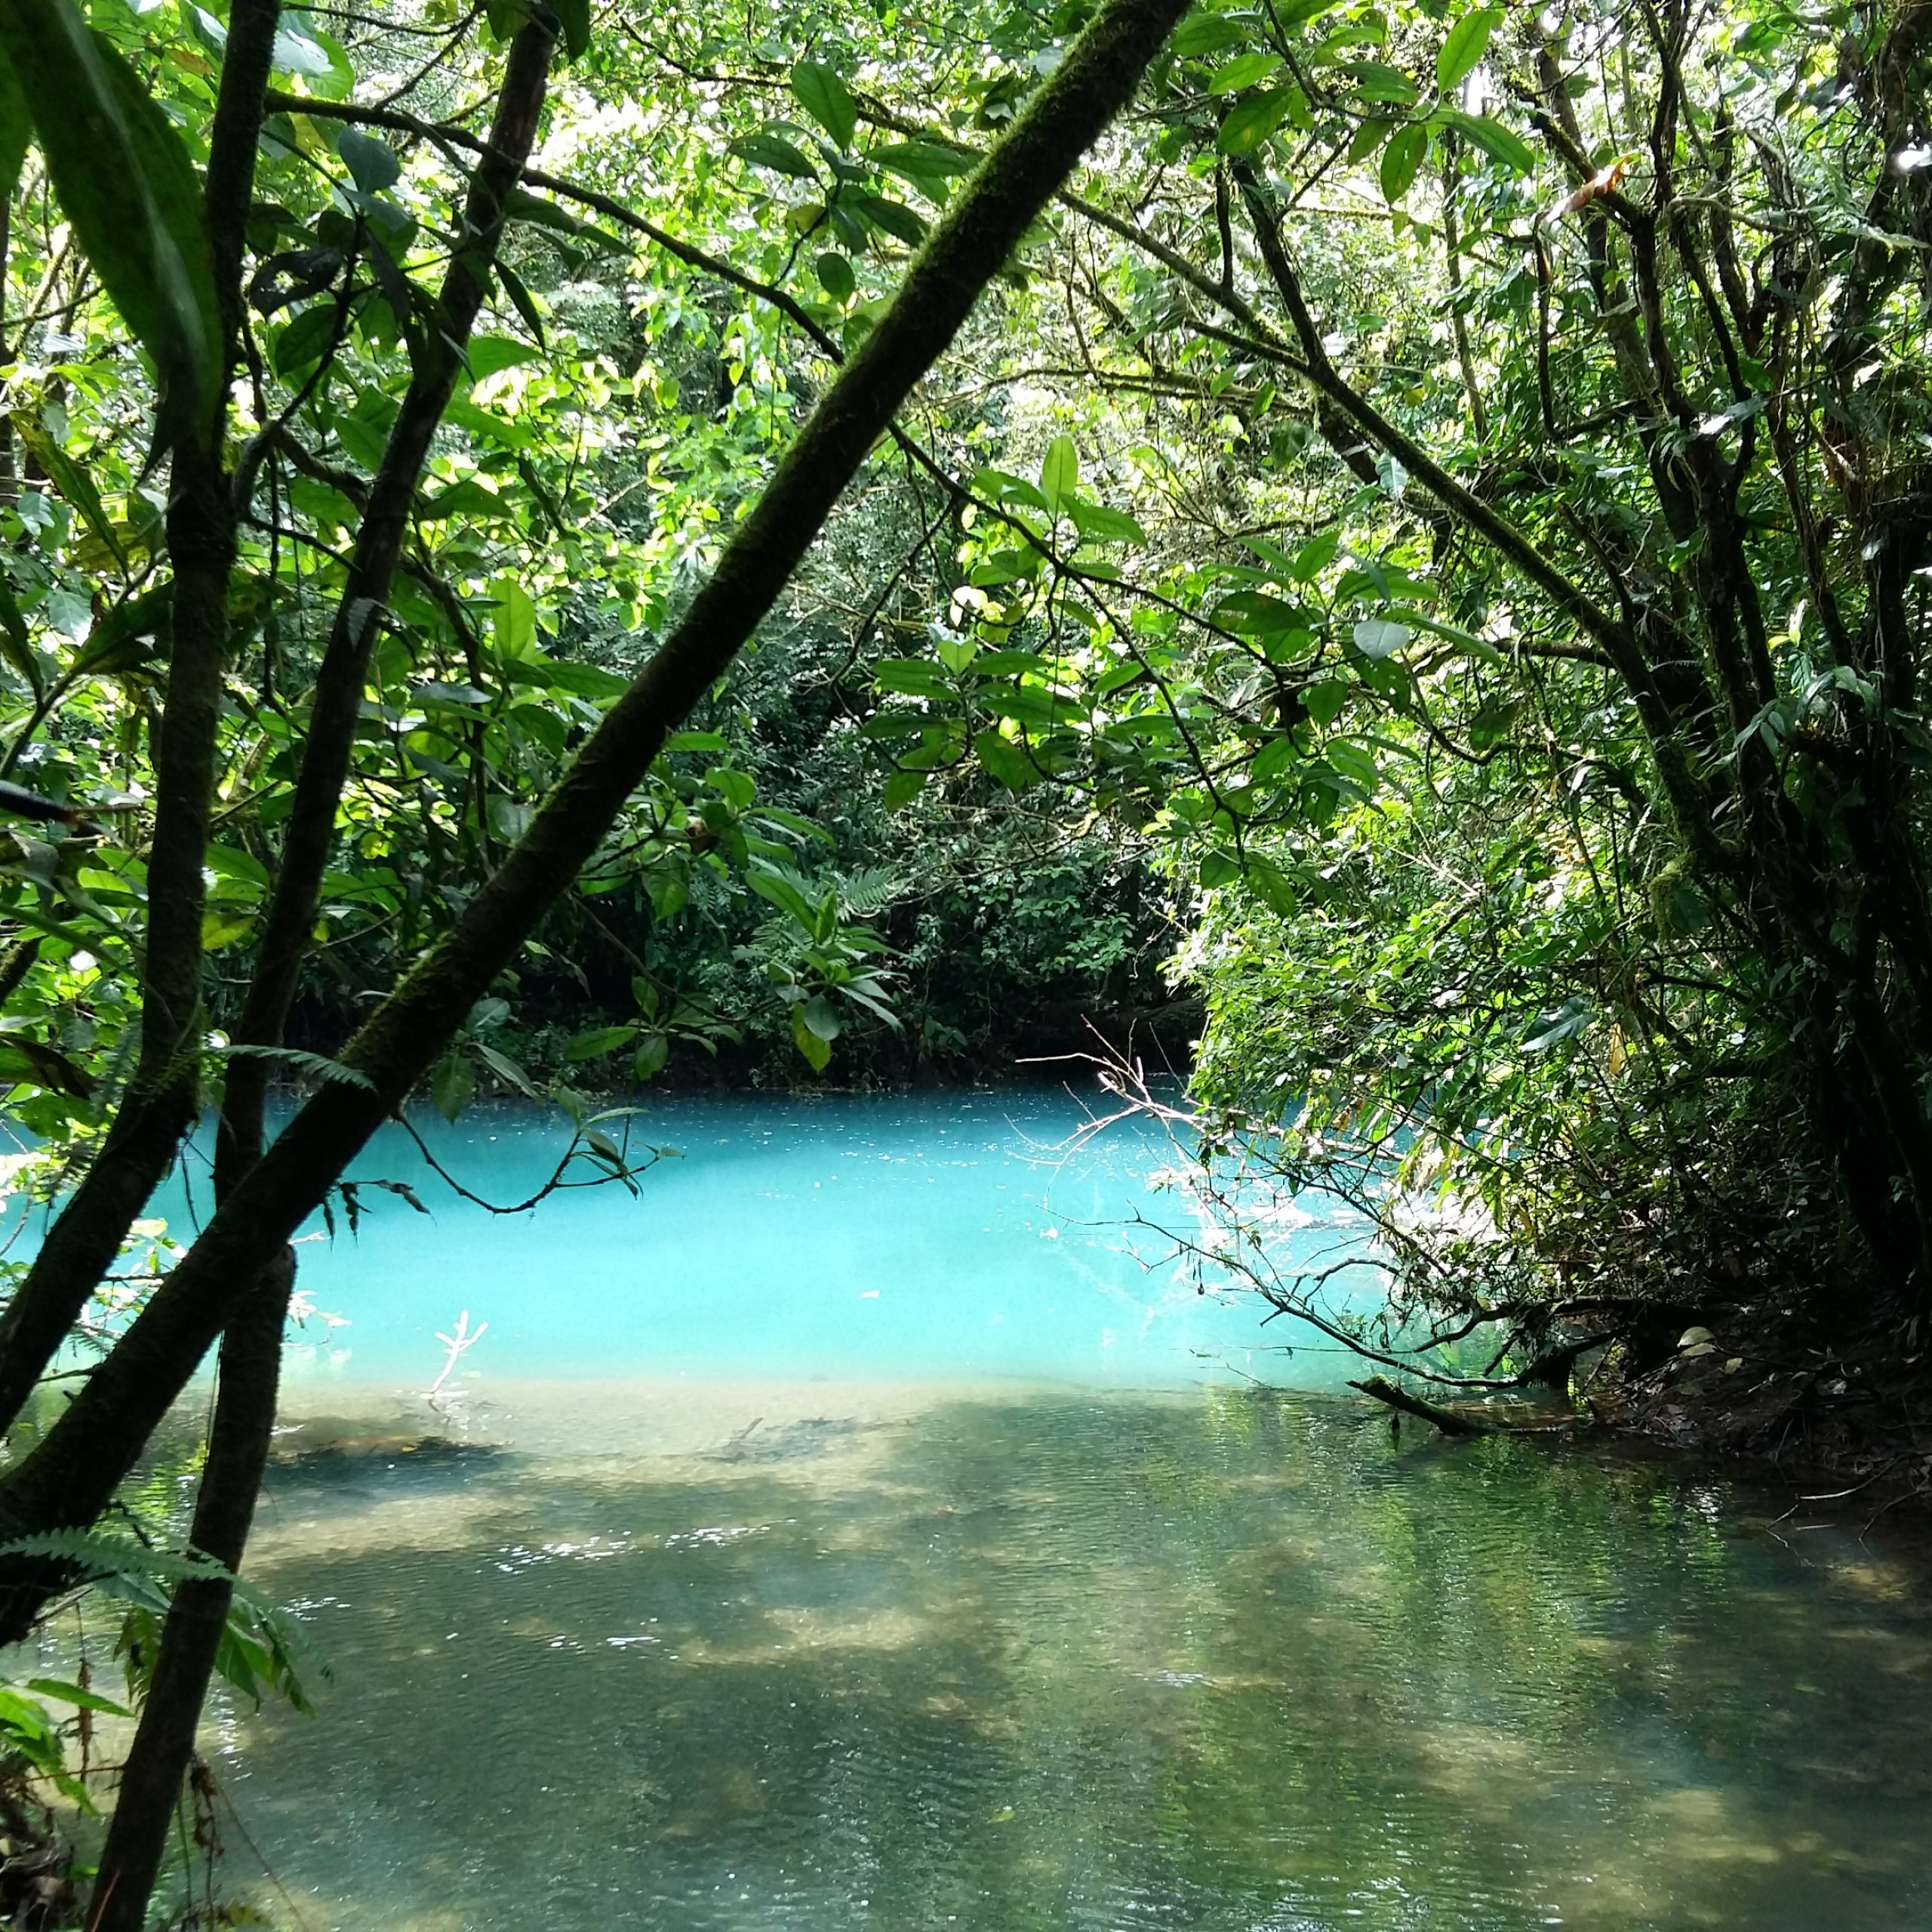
271 1429 504 1475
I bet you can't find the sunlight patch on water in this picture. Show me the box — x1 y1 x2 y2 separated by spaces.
211 1377 1932 1932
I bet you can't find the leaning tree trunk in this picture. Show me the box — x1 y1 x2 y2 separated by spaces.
0 0 1191 1647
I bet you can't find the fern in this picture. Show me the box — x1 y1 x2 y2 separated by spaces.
835 867 903 916
206 1043 378 1091
0 1530 238 1611
5 1532 328 1713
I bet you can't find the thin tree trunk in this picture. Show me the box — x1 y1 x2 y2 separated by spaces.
0 0 282 1437
83 1253 290 1932
218 11 558 1186
1438 134 1487 446
85 25 561 1924
0 0 1190 1647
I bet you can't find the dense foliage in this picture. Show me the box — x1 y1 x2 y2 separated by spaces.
1 0 1930 1914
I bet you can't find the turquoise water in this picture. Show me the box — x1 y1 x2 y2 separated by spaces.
146 1089 1380 1392
31 1094 1932 1930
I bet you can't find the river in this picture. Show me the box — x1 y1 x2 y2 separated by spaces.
89 1094 1932 1927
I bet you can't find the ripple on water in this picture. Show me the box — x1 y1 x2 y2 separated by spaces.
194 1378 1932 1932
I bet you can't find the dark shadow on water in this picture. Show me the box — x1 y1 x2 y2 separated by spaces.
223 1387 1932 1932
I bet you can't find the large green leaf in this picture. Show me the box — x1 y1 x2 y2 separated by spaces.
1379 123 1428 202
552 0 590 57
0 4 222 441
974 728 1041 792
0 52 27 200
11 415 125 568
1040 434 1078 512
792 60 857 149
1217 85 1300 155
1171 9 1256 55
730 130 820 177
1435 8 1502 93
1436 106 1537 174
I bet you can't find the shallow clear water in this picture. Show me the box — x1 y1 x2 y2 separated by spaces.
66 1097 1932 1928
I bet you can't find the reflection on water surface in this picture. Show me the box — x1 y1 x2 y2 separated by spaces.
223 1378 1932 1932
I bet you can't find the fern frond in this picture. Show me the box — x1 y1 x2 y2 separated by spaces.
835 867 903 916
206 1044 378 1091
0 1530 251 1614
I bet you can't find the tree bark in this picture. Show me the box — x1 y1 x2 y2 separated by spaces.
218 11 559 1186
0 0 1190 1649
81 23 564 1926
84 1253 291 1932
0 0 282 1436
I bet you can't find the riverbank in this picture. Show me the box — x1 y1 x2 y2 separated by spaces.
1595 1302 1932 1520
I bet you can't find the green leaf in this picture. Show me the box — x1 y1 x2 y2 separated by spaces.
496 261 549 351
1214 590 1304 633
337 127 401 193
566 1024 639 1061
884 768 925 811
490 576 537 657
1068 498 1147 545
747 863 820 929
816 251 857 300
476 1041 541 1097
1346 115 1395 162
431 1052 475 1123
854 194 927 246
72 583 172 678
467 335 541 380
273 302 341 377
1208 51 1281 94
875 657 952 698
553 0 591 57
1436 8 1503 93
502 189 618 248
1217 85 1300 155
0 53 27 202
870 140 976 187
0 11 222 441
632 1033 669 1081
25 1677 131 1718
1172 11 1257 55
1292 529 1340 580
1523 996 1591 1052
553 658 635 699
1379 123 1428 202
792 60 857 149
1251 734 1300 781
1352 617 1411 658
201 909 254 951
974 728 1040 792
12 416 125 568
1343 60 1418 105
271 21 337 78
931 628 978 672
1304 679 1348 724
798 993 843 1042
1040 434 1078 512
730 131 820 177
1436 106 1537 174
0 581 41 696
791 1003 833 1072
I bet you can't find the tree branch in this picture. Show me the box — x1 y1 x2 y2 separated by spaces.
0 0 1192 1647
